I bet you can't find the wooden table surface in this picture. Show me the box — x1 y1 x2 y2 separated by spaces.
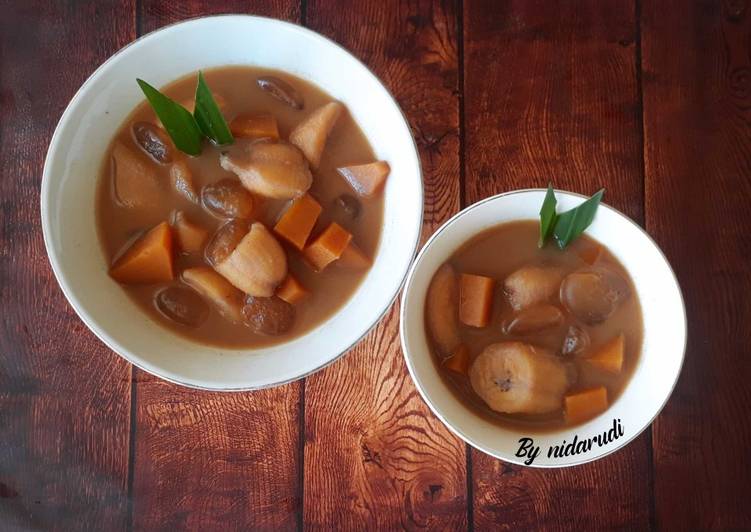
2 0 750 530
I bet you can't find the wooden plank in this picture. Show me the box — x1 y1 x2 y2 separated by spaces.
302 1 468 529
139 0 300 32
642 1 751 528
463 1 652 529
130 2 302 531
132 378 301 530
0 1 135 530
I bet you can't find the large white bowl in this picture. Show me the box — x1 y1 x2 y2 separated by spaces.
41 16 423 390
400 190 686 467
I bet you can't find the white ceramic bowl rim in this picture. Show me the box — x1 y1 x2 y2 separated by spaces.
400 189 687 467
41 15 424 391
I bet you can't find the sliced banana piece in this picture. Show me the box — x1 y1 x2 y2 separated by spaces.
502 304 564 335
182 266 244 323
560 268 631 325
111 141 161 208
469 342 571 414
425 263 461 358
289 102 343 168
219 140 312 200
214 222 287 297
504 265 563 310
169 160 199 203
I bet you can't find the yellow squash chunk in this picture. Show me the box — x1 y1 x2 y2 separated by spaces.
110 222 174 284
276 274 309 305
230 113 279 140
336 242 371 270
444 345 470 375
565 386 609 424
289 102 343 168
337 161 390 197
586 333 625 373
459 273 495 328
273 194 323 250
303 222 352 272
182 266 244 323
172 211 209 254
111 141 161 208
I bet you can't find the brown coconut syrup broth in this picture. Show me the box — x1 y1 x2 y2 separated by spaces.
431 220 644 432
97 66 384 348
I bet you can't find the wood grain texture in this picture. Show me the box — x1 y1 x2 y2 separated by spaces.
642 0 751 529
463 1 651 529
302 1 467 529
5 0 751 528
139 0 300 32
0 1 135 530
132 379 301 530
131 2 302 531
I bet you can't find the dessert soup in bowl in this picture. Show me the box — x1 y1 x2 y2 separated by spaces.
400 189 685 467
42 16 423 390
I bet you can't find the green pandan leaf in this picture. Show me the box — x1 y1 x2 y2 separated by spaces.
137 79 203 156
538 183 558 247
193 71 234 146
552 189 604 249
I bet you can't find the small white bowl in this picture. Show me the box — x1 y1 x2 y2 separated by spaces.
400 189 686 467
41 16 423 390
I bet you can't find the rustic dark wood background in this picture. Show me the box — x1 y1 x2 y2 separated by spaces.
1 0 750 530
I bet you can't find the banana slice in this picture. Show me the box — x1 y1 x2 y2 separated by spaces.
560 268 631 325
425 263 461 358
289 102 343 168
502 304 564 335
214 222 287 297
504 266 563 310
219 140 312 200
469 342 571 414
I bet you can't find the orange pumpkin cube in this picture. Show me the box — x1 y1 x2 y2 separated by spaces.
571 238 603 265
459 273 495 327
276 274 309 305
303 222 353 271
443 345 470 375
565 386 609 424
110 221 174 284
336 242 371 270
229 113 280 140
273 194 323 250
586 333 625 373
